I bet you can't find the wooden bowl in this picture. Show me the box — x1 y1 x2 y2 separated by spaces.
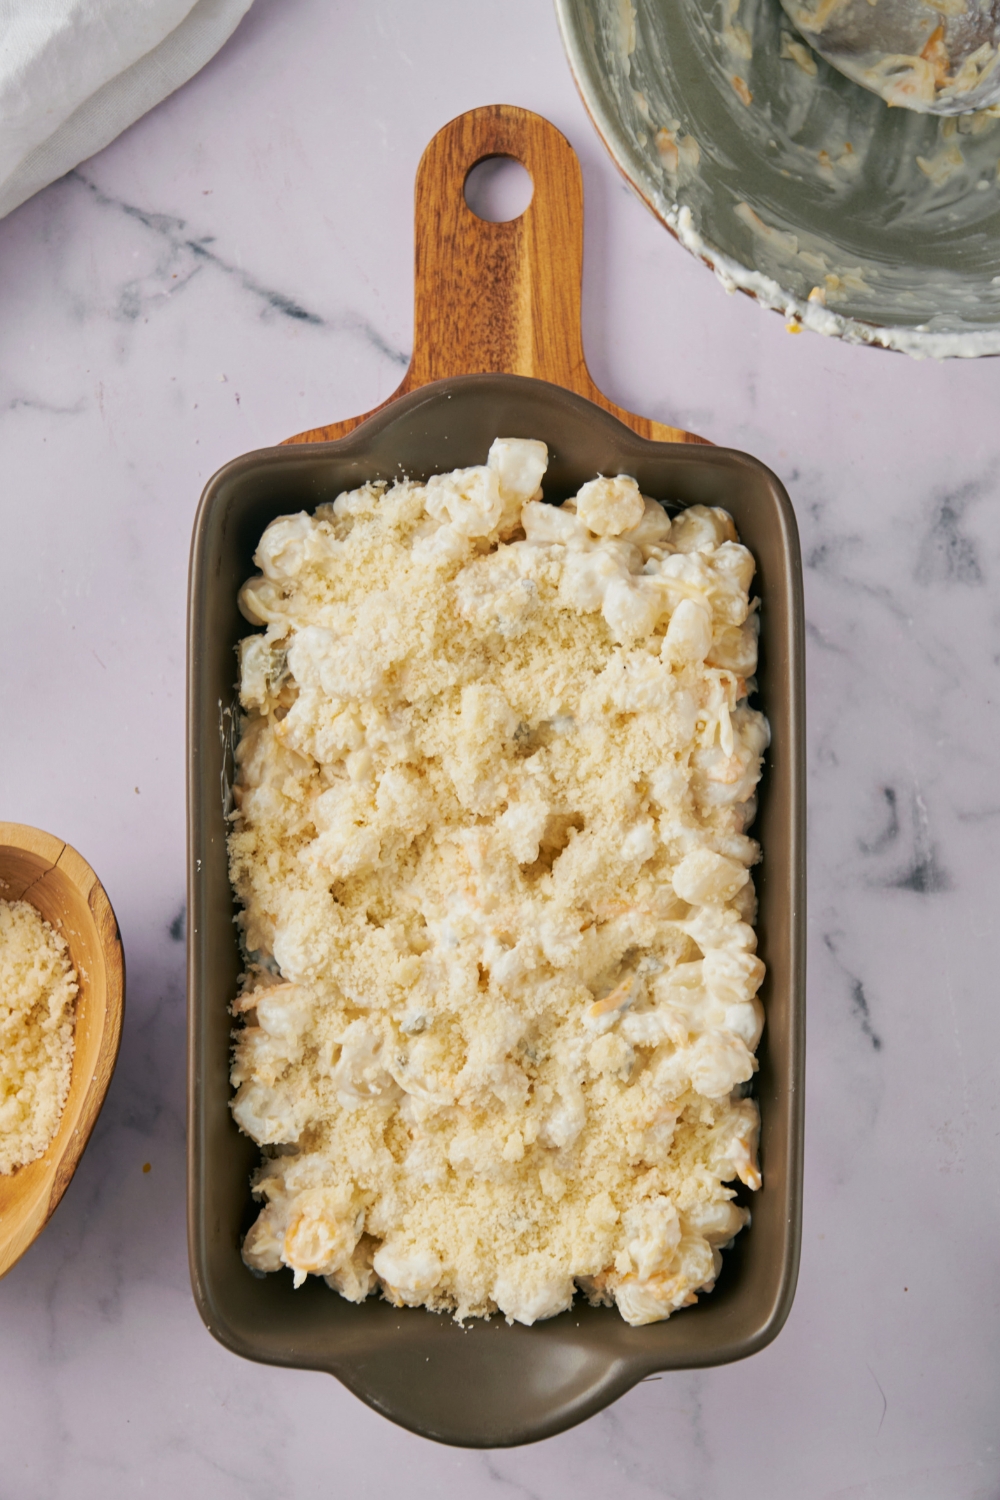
0 823 124 1278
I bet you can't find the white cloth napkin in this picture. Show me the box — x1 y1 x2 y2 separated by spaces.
0 0 254 220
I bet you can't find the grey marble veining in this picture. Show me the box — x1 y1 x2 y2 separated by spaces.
1 0 999 1494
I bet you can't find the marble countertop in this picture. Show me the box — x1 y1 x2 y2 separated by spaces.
2 0 998 1493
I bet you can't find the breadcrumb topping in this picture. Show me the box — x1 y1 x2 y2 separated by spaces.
229 440 769 1326
0 899 78 1175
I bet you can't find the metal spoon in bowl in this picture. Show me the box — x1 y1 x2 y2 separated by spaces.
780 0 1000 111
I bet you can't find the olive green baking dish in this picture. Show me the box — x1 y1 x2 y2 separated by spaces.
187 373 805 1447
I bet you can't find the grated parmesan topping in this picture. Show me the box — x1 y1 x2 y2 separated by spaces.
228 440 769 1326
0 898 78 1175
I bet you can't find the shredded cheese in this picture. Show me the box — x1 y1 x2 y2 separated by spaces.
0 899 78 1175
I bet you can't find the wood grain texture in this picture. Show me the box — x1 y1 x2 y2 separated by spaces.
0 823 125 1278
284 105 708 447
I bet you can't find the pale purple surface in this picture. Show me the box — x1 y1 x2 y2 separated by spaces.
1 0 998 1494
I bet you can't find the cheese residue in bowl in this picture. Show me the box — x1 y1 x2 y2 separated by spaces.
229 440 769 1327
0 899 78 1175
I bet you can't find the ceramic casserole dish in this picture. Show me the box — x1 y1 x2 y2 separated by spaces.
187 107 805 1449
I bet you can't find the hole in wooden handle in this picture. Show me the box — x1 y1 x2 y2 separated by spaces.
463 156 534 223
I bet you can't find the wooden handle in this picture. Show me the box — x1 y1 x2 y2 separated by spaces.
285 105 707 446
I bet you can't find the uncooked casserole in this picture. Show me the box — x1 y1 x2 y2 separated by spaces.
227 439 769 1327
